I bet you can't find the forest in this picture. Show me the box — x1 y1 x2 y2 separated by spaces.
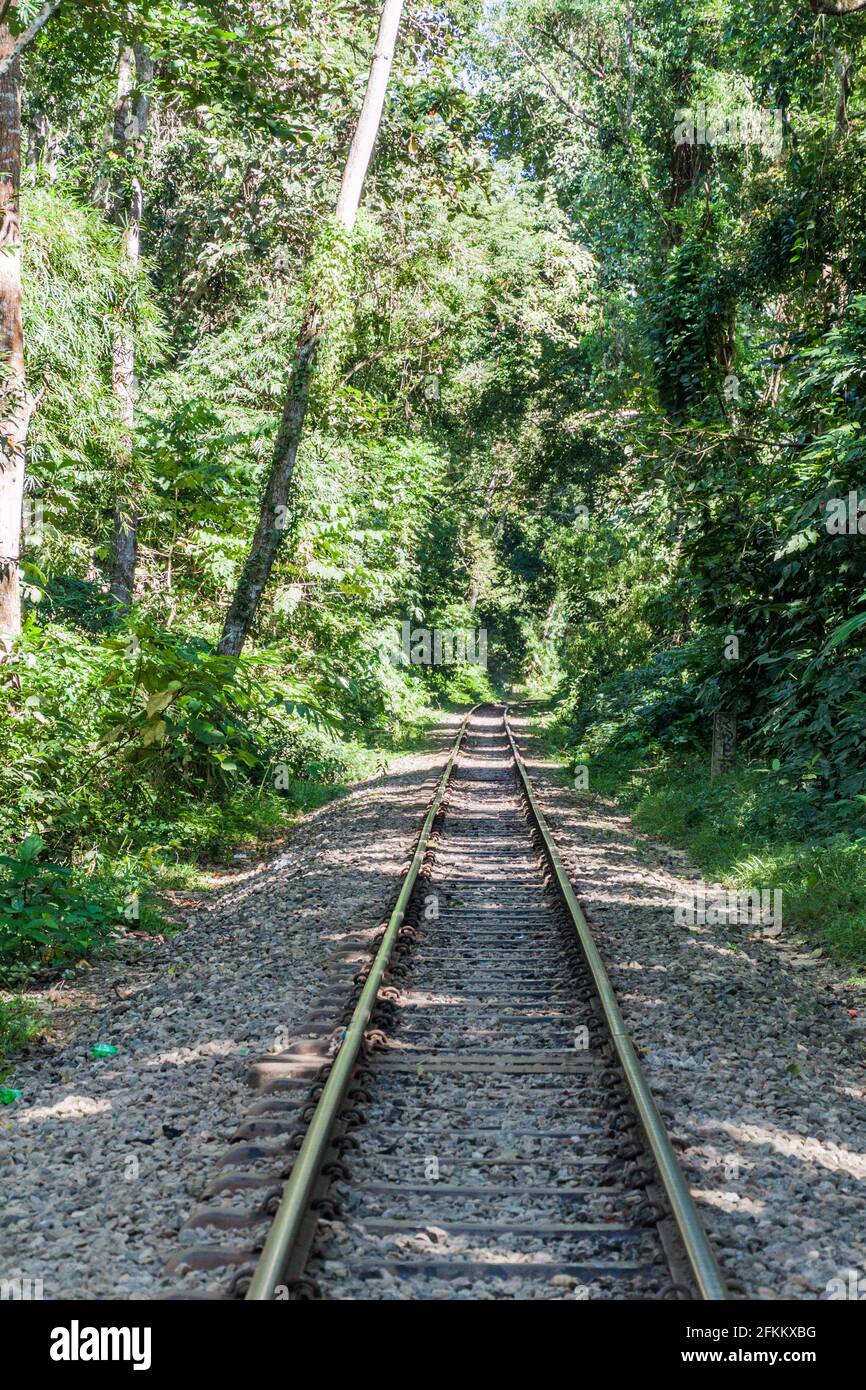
3 0 866 1059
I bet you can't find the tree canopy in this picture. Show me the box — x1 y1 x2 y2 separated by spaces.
4 0 866 970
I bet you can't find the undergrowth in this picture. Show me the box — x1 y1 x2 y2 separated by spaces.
535 703 866 967
0 997 47 1079
0 611 445 1001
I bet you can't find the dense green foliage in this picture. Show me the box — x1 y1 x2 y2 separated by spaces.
477 0 866 963
4 0 866 991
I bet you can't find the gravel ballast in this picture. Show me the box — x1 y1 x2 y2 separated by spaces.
4 704 865 1301
0 720 459 1300
511 711 866 1300
305 708 672 1301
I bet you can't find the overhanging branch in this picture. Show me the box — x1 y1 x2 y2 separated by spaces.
0 0 64 79
810 0 866 15
342 323 449 382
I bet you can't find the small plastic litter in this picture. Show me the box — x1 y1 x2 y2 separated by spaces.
91 1043 118 1058
0 1088 23 1105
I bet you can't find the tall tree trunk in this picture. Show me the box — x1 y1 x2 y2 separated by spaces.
26 108 59 181
104 41 152 610
834 49 854 135
663 56 704 257
218 0 404 656
0 20 33 654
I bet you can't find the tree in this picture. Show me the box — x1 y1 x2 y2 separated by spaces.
218 0 405 656
810 1 866 14
0 0 119 648
0 13 33 652
0 0 63 82
99 39 153 609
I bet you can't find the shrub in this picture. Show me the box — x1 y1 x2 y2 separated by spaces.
0 996 47 1065
0 836 115 974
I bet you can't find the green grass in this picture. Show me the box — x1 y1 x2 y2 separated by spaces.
1 704 449 988
529 707 866 968
0 996 47 1070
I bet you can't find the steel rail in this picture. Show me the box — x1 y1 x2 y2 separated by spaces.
245 707 475 1300
504 706 728 1301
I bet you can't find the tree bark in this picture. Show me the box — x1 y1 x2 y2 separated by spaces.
0 0 63 82
104 41 153 610
810 0 866 14
834 49 854 133
0 19 33 653
710 711 737 778
664 67 704 254
218 0 405 656
26 108 59 180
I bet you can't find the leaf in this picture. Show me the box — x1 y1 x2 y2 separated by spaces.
18 835 45 862
140 720 167 748
824 611 866 651
146 688 178 718
187 720 224 745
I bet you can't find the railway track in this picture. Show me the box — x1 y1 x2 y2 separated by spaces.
168 705 727 1302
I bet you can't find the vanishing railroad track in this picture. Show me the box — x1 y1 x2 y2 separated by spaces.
169 706 727 1301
